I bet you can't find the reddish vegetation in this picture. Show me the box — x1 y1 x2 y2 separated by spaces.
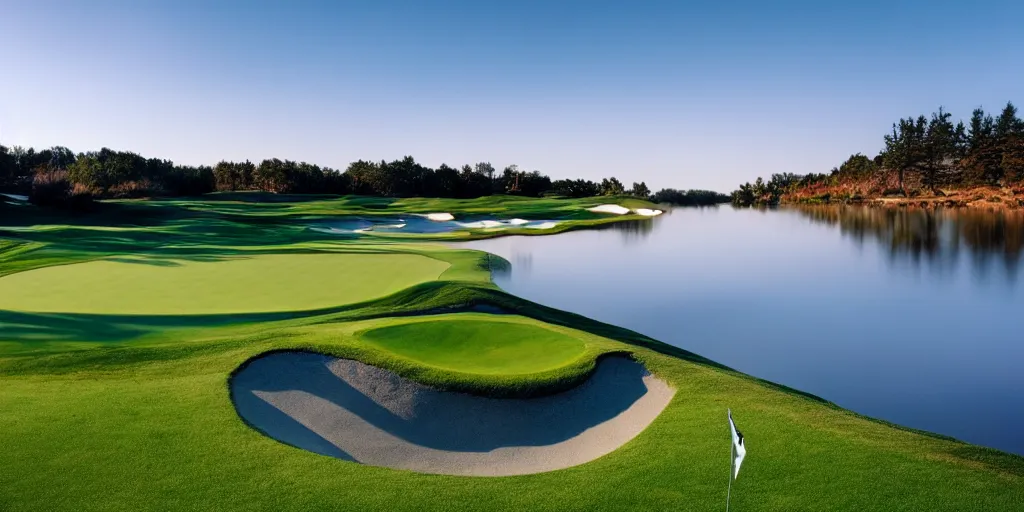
781 169 1024 209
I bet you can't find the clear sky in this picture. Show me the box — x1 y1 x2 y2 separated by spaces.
1 0 1022 192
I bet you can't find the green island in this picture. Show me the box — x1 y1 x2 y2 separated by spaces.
1 194 1022 511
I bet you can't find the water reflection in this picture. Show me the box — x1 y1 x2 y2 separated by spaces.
792 206 1024 281
596 217 659 240
460 206 1024 455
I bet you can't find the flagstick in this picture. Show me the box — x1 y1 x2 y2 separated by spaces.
726 441 734 512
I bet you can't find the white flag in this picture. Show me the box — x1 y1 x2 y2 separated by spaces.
728 409 746 479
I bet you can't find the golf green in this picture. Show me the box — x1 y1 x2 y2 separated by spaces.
359 318 587 374
0 253 449 314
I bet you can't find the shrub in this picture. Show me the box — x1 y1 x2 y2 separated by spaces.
68 183 97 210
29 169 95 210
107 179 166 198
29 169 71 207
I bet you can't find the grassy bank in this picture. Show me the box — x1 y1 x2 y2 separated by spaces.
1 195 1022 511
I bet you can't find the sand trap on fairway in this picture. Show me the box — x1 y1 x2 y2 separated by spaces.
634 208 663 216
231 352 674 476
587 204 631 215
422 212 455 221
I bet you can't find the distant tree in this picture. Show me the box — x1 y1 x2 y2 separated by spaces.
5 141 666 202
551 178 600 198
995 102 1024 182
883 115 928 194
768 173 803 192
459 164 491 197
48 146 76 169
0 145 16 186
963 108 1002 184
517 170 551 197
322 168 352 195
652 188 729 206
836 154 877 177
213 160 255 191
345 160 383 195
254 158 291 193
9 146 28 178
728 100 1021 203
475 162 495 189
731 183 755 206
6 146 53 185
917 107 965 190
1003 136 1024 181
752 177 766 198
629 181 650 198
501 165 521 193
67 154 104 189
163 165 215 196
434 164 461 197
599 177 625 195
995 102 1022 138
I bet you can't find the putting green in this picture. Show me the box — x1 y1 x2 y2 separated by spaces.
0 253 449 315
359 318 587 374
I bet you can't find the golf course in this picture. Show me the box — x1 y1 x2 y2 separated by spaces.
1 194 1023 511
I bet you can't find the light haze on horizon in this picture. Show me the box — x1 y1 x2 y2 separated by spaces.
2 0 1022 192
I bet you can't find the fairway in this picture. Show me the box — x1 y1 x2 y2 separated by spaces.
0 253 449 314
359 318 587 374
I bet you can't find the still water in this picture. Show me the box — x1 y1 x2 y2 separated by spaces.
461 206 1024 455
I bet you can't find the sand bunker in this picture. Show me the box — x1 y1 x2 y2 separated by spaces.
457 219 559 230
634 208 663 216
587 204 631 215
316 216 560 235
422 213 455 221
231 352 674 476
457 219 506 229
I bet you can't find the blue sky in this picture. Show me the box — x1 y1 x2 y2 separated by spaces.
1 0 1021 191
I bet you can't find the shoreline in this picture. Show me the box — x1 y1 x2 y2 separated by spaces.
781 186 1024 210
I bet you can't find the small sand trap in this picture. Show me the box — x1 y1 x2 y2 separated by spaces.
231 353 674 476
457 219 506 229
634 208 663 216
456 219 558 230
587 204 631 215
422 213 455 222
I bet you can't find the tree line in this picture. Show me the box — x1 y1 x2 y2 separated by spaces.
732 101 1024 206
0 144 729 208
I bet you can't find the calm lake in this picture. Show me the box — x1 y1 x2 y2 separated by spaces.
461 205 1024 456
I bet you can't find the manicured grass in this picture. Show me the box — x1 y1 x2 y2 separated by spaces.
0 193 664 250
0 252 449 314
358 317 587 375
0 194 1022 511
1 311 1022 511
